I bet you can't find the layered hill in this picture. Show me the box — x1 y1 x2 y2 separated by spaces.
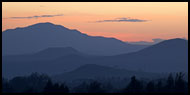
53 64 164 82
3 38 188 78
2 22 147 56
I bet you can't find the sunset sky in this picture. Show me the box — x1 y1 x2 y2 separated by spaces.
2 2 188 42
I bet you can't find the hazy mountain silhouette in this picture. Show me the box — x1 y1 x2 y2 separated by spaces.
102 38 188 73
3 46 105 78
127 38 164 45
3 38 188 78
2 47 84 61
2 22 148 56
53 64 164 82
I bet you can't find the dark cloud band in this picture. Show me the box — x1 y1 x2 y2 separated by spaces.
92 17 150 23
5 14 64 19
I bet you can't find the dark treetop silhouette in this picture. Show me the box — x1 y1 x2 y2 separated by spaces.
2 72 188 93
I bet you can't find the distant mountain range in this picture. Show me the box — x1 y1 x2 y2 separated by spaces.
2 22 148 56
2 47 84 62
127 38 164 45
52 64 165 83
3 38 188 78
105 38 188 73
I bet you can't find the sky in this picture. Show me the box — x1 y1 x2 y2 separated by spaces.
2 2 188 42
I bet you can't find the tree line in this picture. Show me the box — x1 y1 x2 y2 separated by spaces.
2 72 188 93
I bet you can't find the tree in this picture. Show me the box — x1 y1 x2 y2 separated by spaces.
102 82 114 93
27 72 50 92
87 81 105 93
59 83 69 93
8 76 28 92
24 87 35 93
146 81 155 92
2 78 13 93
73 82 88 93
7 73 50 93
165 73 174 92
123 76 143 93
53 83 60 92
174 72 186 92
156 80 163 92
43 79 54 93
43 80 69 93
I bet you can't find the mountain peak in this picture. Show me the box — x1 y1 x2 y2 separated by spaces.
45 47 78 52
3 22 69 33
165 38 187 42
28 22 66 29
37 47 79 53
32 22 54 26
2 22 147 56
133 37 188 57
74 64 115 72
156 38 188 46
33 47 80 57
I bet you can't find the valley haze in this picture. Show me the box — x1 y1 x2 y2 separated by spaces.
2 22 188 79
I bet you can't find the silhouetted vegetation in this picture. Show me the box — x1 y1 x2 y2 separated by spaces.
2 72 188 93
86 81 105 93
43 80 69 93
123 76 143 93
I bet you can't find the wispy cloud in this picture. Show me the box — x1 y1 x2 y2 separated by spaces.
91 17 150 23
40 5 45 7
4 14 64 19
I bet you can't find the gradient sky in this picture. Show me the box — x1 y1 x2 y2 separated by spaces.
2 2 188 42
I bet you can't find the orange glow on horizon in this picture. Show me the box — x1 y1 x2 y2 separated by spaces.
2 2 188 42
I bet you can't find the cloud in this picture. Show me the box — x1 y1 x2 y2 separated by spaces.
40 5 45 7
181 37 187 40
91 17 150 23
5 14 64 19
152 38 164 43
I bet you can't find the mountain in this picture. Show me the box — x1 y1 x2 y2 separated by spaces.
31 47 84 59
52 64 164 82
2 46 91 78
2 47 83 61
2 22 148 56
102 38 188 73
127 38 164 45
2 38 188 78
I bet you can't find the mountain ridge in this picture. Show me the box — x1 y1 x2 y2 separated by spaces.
2 38 188 78
52 64 164 82
2 22 148 56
